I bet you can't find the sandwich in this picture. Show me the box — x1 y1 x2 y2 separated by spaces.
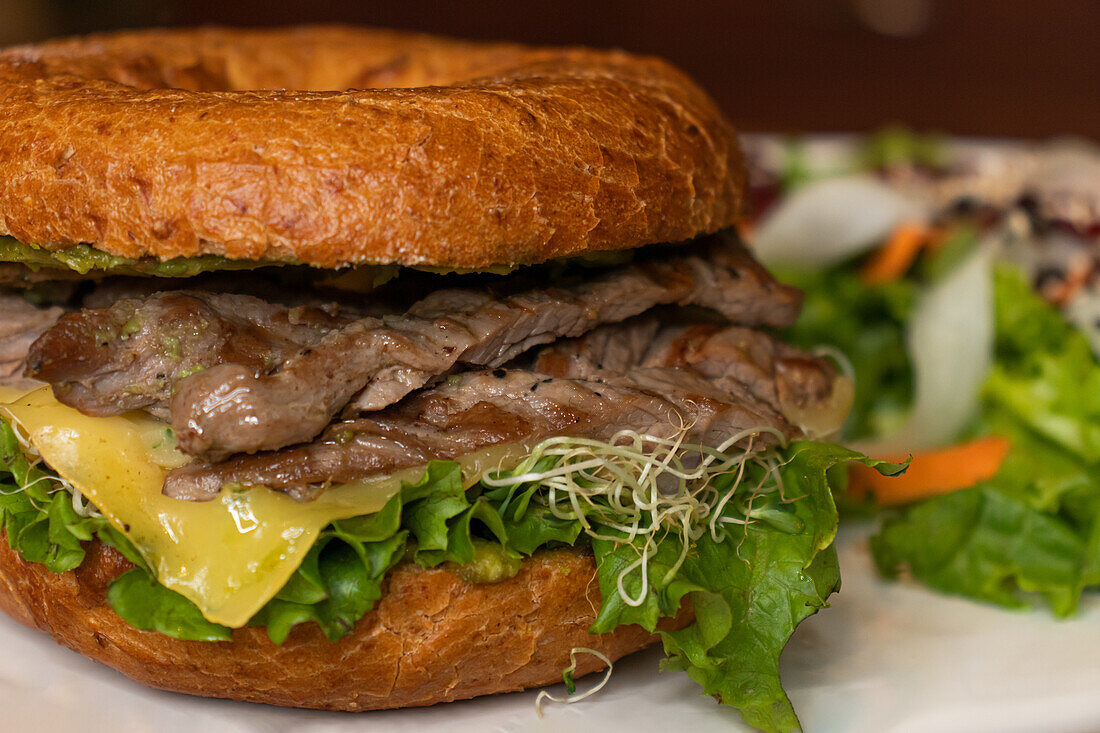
0 26 897 732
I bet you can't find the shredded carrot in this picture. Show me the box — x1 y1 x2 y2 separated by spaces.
860 223 934 284
736 216 755 240
849 435 1010 506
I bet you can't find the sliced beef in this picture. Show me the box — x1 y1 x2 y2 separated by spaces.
26 292 347 417
530 318 661 377
26 234 800 460
163 365 796 501
1 294 64 389
167 234 800 460
534 318 838 419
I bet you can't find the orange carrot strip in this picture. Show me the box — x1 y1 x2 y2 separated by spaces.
860 223 933 284
736 216 755 240
849 435 1010 506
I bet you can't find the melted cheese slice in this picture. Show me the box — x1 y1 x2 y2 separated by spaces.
0 386 524 628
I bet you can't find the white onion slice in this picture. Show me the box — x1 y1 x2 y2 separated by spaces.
856 245 995 457
752 175 926 269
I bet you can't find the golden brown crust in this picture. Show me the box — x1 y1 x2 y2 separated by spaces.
0 26 744 269
0 538 691 710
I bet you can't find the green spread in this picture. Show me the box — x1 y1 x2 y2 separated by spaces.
0 237 283 277
0 235 635 282
452 540 524 584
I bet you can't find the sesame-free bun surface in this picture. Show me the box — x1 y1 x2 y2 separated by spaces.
0 539 691 710
0 26 744 269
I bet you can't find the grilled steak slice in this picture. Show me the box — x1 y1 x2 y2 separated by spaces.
26 292 347 417
1 294 64 390
26 234 798 460
534 318 838 419
163 366 795 501
167 234 800 460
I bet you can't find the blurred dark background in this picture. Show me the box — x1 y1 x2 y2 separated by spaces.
2 0 1097 138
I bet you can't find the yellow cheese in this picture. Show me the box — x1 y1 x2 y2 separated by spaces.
0 387 525 628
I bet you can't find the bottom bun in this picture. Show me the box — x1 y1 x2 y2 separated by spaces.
0 539 692 710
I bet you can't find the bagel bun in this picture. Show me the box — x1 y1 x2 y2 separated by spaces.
0 538 691 710
0 26 743 269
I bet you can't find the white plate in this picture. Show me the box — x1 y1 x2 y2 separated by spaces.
3 525 1099 733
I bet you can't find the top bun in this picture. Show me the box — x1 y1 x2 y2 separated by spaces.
0 26 745 269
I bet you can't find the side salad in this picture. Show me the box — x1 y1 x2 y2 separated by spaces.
744 130 1100 615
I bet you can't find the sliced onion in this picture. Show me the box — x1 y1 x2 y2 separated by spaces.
856 245 995 457
752 175 926 269
780 375 855 441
